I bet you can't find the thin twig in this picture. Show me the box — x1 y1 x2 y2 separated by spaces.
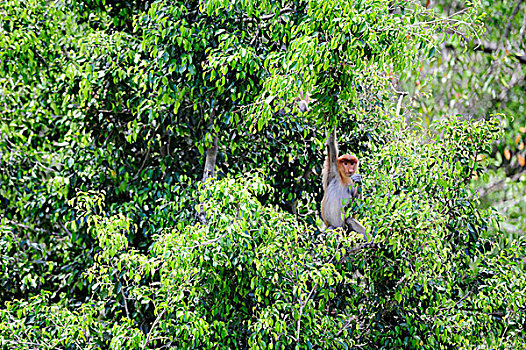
143 309 166 350
440 290 472 313
335 317 354 337
473 39 526 64
296 282 318 342
58 220 73 239
185 232 228 249
234 7 293 23
404 8 470 28
121 287 130 319
133 146 151 181
5 219 61 237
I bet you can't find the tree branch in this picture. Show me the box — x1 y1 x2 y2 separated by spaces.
478 169 526 198
472 39 526 64
447 39 526 64
295 282 318 342
234 7 293 23
133 146 151 181
391 83 409 116
202 135 219 182
503 0 525 40
199 108 219 224
143 309 166 350
121 287 130 319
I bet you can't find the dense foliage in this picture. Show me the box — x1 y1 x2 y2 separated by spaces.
403 0 526 237
1 0 525 349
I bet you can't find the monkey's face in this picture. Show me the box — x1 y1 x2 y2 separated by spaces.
338 155 359 177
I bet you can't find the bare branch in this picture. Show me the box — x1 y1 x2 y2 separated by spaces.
295 282 318 342
121 287 130 319
391 83 409 117
478 169 526 198
143 309 166 350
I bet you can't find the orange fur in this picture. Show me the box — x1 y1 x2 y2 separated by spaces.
337 155 358 186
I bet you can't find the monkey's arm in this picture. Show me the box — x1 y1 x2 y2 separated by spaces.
325 128 339 181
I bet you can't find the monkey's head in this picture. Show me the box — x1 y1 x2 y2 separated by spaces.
337 154 359 177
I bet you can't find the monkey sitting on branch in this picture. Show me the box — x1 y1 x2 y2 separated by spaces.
321 128 366 238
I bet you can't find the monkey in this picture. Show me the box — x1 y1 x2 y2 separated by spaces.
270 89 312 116
321 128 366 236
294 90 311 113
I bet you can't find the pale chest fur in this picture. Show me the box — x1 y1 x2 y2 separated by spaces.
322 178 353 227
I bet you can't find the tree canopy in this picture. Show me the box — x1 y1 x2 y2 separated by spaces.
1 0 525 349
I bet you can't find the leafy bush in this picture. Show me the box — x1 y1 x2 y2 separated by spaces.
5 115 525 349
2 0 525 349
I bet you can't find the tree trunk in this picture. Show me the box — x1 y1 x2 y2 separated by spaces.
202 135 219 182
199 108 219 224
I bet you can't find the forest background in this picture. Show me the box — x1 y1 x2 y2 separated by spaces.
1 0 525 349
